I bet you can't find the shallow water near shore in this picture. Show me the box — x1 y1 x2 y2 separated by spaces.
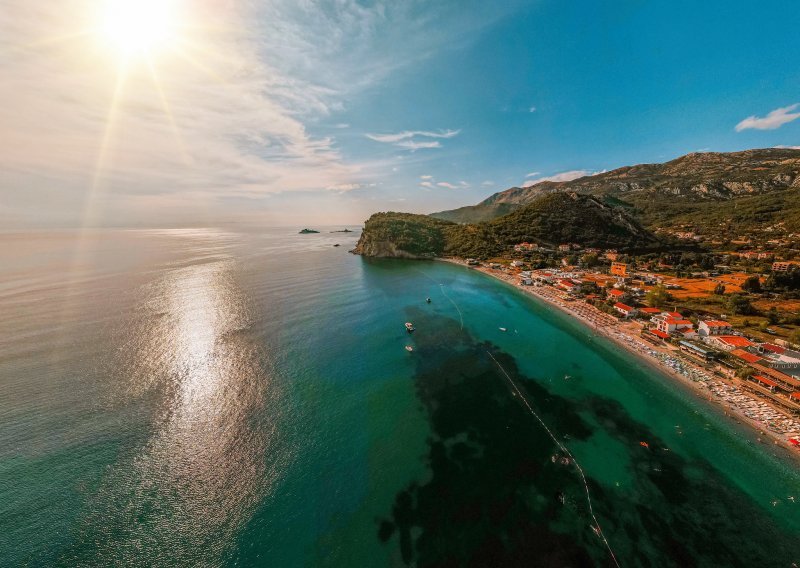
1 228 799 566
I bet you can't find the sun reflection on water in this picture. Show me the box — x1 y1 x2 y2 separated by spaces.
69 254 284 565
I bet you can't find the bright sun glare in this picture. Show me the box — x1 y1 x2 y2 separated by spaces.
101 0 176 56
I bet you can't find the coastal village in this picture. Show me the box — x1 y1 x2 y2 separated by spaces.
455 241 800 450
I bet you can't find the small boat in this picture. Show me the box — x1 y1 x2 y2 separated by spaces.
333 243 340 247
499 327 507 332
405 345 414 352
426 298 431 303
405 322 415 332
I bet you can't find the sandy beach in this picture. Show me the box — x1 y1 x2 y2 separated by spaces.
439 258 800 459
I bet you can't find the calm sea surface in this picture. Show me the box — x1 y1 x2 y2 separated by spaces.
1 227 799 567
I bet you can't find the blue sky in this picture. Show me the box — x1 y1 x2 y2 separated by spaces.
1 0 798 227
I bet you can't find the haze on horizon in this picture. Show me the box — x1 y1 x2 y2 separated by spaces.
1 0 798 229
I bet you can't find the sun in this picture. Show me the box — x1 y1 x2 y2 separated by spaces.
100 0 177 57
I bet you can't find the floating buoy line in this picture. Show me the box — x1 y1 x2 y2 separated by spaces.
486 350 621 568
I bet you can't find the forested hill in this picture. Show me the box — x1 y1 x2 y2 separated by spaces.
353 193 661 259
431 148 800 234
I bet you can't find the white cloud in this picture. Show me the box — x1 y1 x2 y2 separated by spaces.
326 183 362 191
366 129 460 143
365 129 459 151
436 181 461 189
395 140 441 151
525 171 541 178
735 103 800 132
528 106 536 113
522 170 594 187
481 180 494 186
419 181 434 188
773 145 800 150
420 174 433 179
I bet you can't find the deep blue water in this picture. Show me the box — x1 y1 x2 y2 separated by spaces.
1 228 798 567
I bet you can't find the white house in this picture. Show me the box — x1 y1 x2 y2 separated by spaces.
698 320 732 337
656 317 694 334
614 302 638 318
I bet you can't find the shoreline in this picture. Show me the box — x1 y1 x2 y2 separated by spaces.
437 257 800 461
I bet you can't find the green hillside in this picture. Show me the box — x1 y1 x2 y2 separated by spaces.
354 193 661 259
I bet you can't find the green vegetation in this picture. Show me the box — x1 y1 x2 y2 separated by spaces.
353 212 452 256
356 193 662 259
645 285 673 308
726 294 755 315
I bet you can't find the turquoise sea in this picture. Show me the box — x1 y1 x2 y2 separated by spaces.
1 227 799 567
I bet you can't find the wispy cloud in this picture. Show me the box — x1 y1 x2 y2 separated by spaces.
522 170 594 187
366 129 460 151
396 140 441 151
773 145 800 150
419 181 434 188
366 129 460 143
420 174 433 179
735 103 800 132
528 106 537 113
481 180 494 186
525 171 541 178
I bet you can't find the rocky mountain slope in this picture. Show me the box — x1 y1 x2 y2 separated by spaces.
432 148 800 230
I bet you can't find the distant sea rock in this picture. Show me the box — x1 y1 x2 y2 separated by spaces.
299 228 320 234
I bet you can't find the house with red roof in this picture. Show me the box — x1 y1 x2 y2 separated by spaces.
614 302 637 318
648 329 670 341
698 320 733 337
557 278 578 292
639 307 662 316
709 335 756 352
607 288 625 300
656 317 694 335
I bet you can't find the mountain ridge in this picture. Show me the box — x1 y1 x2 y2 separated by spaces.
431 148 800 226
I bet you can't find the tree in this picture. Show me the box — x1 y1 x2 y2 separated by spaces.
580 281 600 296
736 366 754 380
713 283 726 296
582 253 599 268
766 307 780 325
789 329 800 348
726 294 755 315
741 275 762 294
646 285 673 308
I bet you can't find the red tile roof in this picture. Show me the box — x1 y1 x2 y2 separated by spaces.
608 289 624 296
792 392 800 400
752 375 778 388
640 307 662 314
703 320 731 327
650 330 670 339
761 343 785 354
614 302 635 311
731 349 762 364
667 312 683 318
665 318 693 325
716 335 755 348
